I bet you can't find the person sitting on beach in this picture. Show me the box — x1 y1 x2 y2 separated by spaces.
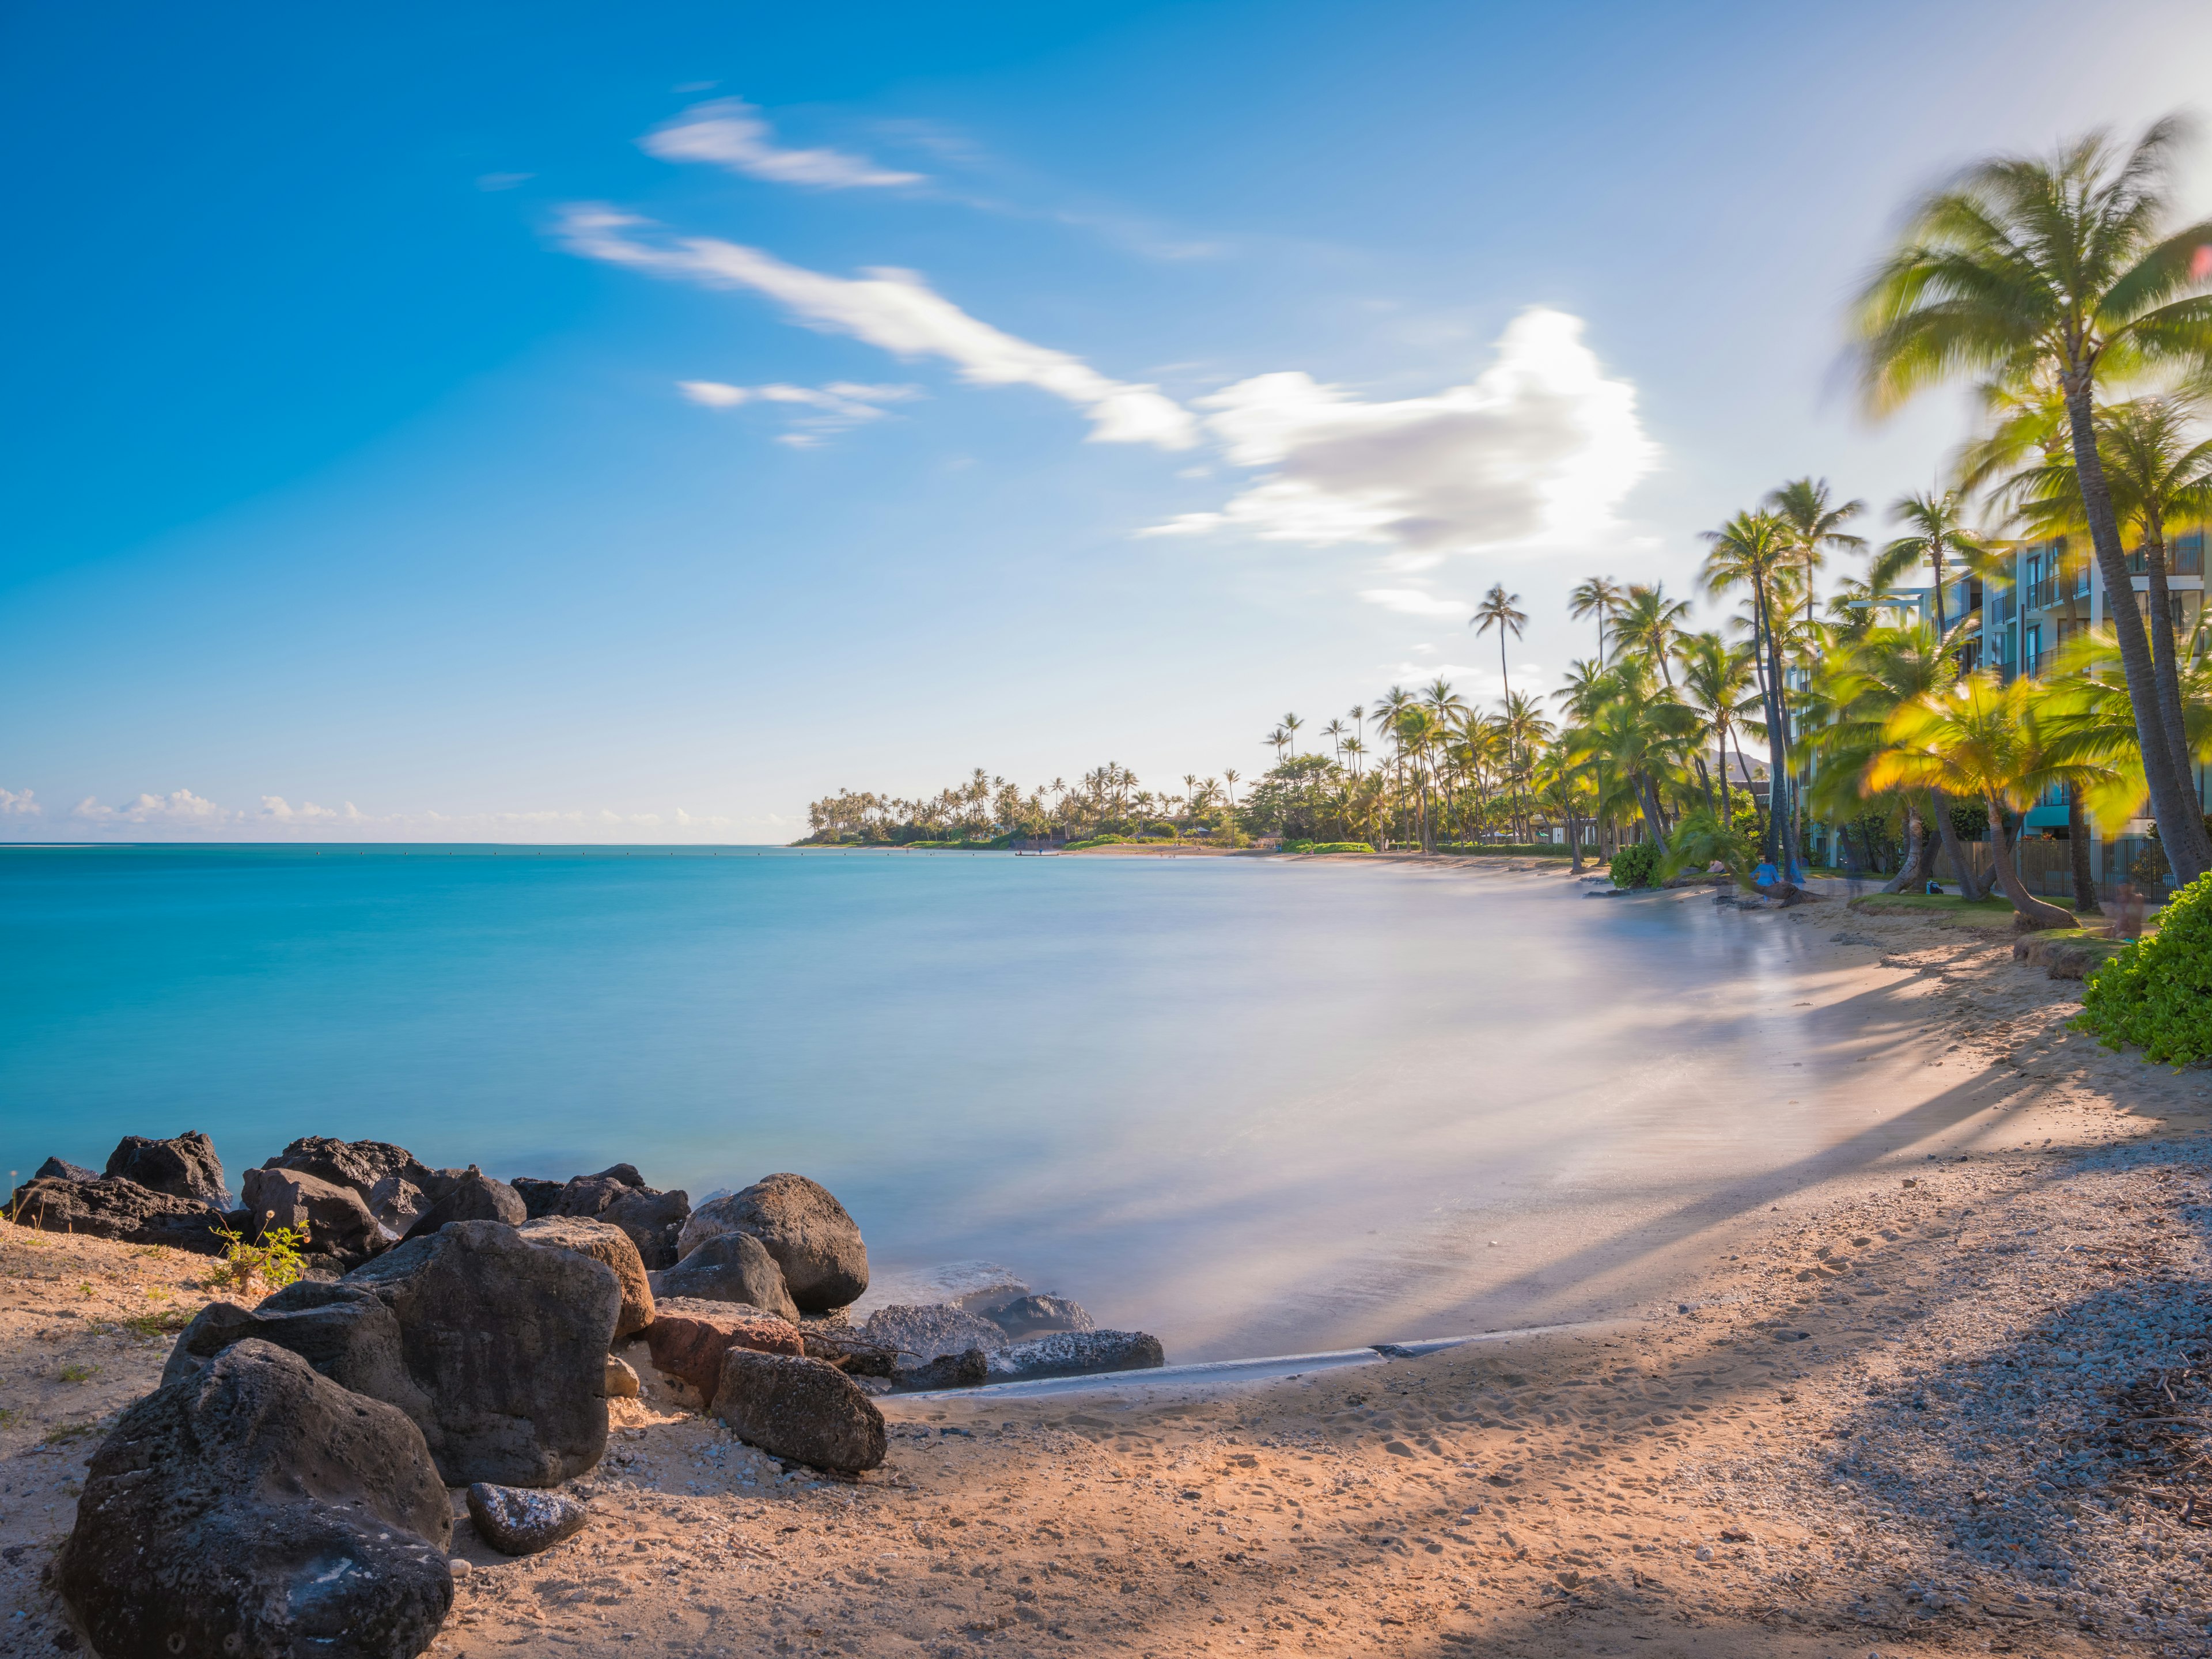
1752 858 1778 889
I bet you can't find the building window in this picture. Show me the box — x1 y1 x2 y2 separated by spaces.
2176 528 2205 577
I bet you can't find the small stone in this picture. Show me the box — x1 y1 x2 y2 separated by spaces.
449 1556 474 1578
605 1354 640 1399
466 1482 591 1555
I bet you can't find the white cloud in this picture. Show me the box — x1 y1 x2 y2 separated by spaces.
676 379 922 445
1360 588 1469 618
73 789 231 826
558 206 1198 449
1147 308 1656 565
259 797 359 821
0 787 40 817
642 98 923 190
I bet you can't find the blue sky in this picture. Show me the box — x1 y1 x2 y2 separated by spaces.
6 0 2211 840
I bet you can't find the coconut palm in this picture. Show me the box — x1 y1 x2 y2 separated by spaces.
1768 478 1868 634
1611 583 1694 688
1854 113 2212 880
1866 672 2138 928
1569 576 1626 662
1321 719 1348 761
1675 631 1760 823
1869 489 1984 642
1471 585 1528 706
1700 509 1801 877
1281 713 1303 757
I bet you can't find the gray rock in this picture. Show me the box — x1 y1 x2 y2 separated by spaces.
466 1482 591 1555
599 1184 689 1270
6 1175 229 1255
160 1281 428 1421
58 1339 452 1659
32 1156 96 1184
262 1137 436 1207
345 1219 619 1486
652 1230 799 1323
588 1162 646 1188
605 1354 640 1399
370 1172 428 1228
986 1329 1165 1381
518 1215 655 1340
241 1165 382 1263
713 1348 886 1474
677 1174 868 1312
400 1166 527 1241
891 1349 989 1392
511 1176 565 1219
105 1130 232 1209
862 1302 1007 1364
983 1293 1096 1340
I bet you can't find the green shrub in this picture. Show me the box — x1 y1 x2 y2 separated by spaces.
1300 842 1373 854
2076 870 2212 1063
1609 843 1660 890
1061 833 1124 851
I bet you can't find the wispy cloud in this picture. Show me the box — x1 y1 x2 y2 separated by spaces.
676 379 921 445
17 787 748 844
259 796 359 822
1359 588 1468 619
0 787 40 817
641 99 922 190
1147 308 1656 566
558 206 1198 450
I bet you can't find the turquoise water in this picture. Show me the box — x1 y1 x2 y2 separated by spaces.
1 846 1857 1359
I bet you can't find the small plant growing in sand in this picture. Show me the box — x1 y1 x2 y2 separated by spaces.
58 1363 99 1384
206 1212 308 1295
2077 870 2212 1064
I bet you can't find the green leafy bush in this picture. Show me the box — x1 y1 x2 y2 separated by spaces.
1609 843 1660 890
1060 833 1124 851
1297 841 1373 854
2075 870 2212 1063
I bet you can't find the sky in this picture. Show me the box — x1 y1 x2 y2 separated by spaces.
6 0 2212 842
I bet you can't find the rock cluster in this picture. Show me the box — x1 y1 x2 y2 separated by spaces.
29 1127 1168 1656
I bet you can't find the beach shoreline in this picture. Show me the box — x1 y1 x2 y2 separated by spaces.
6 884 2210 1656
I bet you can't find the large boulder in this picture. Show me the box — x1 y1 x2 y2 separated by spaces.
33 1156 96 1183
518 1216 654 1341
158 1281 429 1420
713 1349 885 1475
344 1220 619 1486
643 1297 805 1409
651 1230 798 1323
58 1339 452 1659
675 1174 867 1311
241 1166 382 1263
511 1176 565 1219
400 1166 526 1241
105 1130 232 1209
262 1136 435 1206
6 1175 229 1256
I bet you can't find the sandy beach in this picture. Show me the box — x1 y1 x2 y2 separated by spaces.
7 881 2212 1658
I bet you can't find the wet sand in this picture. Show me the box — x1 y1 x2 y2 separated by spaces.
5 891 2211 1657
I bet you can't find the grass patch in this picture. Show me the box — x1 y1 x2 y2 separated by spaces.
1437 842 1579 857
41 1423 97 1446
1848 893 2019 916
1060 834 1126 851
56 1363 99 1384
1283 840 1374 854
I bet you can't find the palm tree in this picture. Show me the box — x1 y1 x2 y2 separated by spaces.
1281 713 1303 757
1266 726 1289 766
1339 735 1366 777
1471 585 1528 704
1675 631 1759 824
1321 719 1349 761
1223 768 1240 809
1611 583 1694 687
1569 576 1626 662
1700 509 1801 878
1854 113 2212 881
1870 489 1982 642
1867 673 2137 928
1767 478 1867 633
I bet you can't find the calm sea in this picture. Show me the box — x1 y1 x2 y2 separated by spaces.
1 846 1873 1360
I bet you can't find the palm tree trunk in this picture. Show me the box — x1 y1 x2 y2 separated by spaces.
2062 380 2212 881
1931 792 1988 901
1884 796 1938 893
2141 528 2195 797
1984 793 2074 929
2066 783 2101 916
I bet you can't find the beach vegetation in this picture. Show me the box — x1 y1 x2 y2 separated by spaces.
1609 843 1661 890
206 1218 308 1296
2077 870 2212 1062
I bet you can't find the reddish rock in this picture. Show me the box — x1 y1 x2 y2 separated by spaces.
644 1297 805 1409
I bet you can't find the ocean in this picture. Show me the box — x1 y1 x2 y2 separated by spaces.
1 846 1865 1360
